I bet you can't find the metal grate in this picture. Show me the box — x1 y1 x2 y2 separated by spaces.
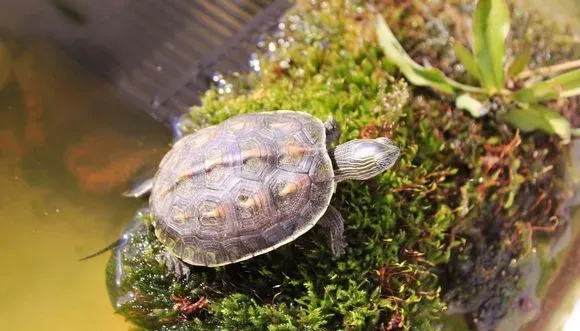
61 0 293 125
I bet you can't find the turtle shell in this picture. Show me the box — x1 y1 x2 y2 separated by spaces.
150 110 335 267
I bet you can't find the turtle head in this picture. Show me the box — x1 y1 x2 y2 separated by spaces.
332 137 400 182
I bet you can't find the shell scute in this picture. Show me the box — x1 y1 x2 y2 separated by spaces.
230 179 274 235
261 224 289 246
223 114 263 135
262 114 302 138
266 169 312 216
276 133 317 173
237 135 277 181
221 237 250 262
203 142 238 190
240 234 267 251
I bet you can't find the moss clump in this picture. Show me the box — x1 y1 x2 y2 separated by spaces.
108 0 570 330
372 0 571 328
109 1 460 329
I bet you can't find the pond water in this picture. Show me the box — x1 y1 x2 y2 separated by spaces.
0 39 171 331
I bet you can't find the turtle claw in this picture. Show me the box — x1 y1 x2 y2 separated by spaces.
330 235 347 257
160 251 191 278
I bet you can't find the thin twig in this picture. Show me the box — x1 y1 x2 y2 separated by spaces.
516 59 580 81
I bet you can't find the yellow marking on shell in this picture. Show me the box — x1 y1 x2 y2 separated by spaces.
238 195 257 208
174 212 189 224
165 237 177 250
205 251 217 264
201 206 225 219
189 127 218 147
241 147 262 160
155 226 167 241
279 182 298 197
230 121 246 130
282 144 309 156
205 156 225 171
183 246 195 262
236 191 267 220
269 121 292 129
279 176 309 197
227 115 260 133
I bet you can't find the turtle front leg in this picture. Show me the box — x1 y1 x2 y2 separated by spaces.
169 114 191 143
170 112 207 143
317 205 347 256
159 250 191 278
324 116 341 147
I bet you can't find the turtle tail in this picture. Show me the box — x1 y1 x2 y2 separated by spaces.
78 239 123 261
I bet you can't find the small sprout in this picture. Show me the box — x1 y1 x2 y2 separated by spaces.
453 42 482 81
507 44 532 78
375 14 479 95
514 69 580 102
472 0 510 92
375 0 580 140
456 93 488 118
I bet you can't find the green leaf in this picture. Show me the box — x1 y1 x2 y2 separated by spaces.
376 14 479 95
455 93 488 117
452 43 482 81
472 0 510 92
514 69 580 102
502 104 572 141
507 44 531 78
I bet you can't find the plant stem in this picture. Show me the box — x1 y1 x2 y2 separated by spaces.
450 81 486 94
516 59 580 81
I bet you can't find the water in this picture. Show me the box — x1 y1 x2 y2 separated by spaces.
0 39 171 331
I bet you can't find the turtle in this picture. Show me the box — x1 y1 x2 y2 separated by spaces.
125 110 400 273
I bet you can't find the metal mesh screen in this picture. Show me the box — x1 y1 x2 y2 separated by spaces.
58 0 293 125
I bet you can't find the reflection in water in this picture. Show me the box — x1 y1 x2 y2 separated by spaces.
0 39 170 330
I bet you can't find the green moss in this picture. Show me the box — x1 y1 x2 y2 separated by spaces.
107 0 569 330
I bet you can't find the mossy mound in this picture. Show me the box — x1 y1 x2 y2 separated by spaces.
107 1 570 330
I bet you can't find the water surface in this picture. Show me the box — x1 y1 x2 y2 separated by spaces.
0 39 170 331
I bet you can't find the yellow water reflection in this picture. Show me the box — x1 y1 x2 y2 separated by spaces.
0 39 170 331
0 169 129 331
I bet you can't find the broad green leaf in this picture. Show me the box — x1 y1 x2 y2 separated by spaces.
456 93 488 117
514 69 580 102
507 44 531 78
376 14 473 95
0 41 10 91
472 0 510 92
502 104 572 141
452 43 482 81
